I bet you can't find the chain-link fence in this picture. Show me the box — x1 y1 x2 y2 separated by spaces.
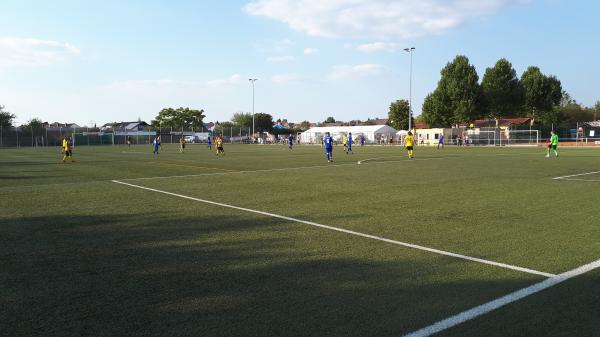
2 123 599 148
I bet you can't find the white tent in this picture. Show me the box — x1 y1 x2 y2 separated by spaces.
300 125 398 144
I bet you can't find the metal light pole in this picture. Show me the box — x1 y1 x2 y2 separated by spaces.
404 47 415 132
249 78 258 140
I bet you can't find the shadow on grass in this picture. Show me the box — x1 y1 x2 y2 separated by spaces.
1 213 592 337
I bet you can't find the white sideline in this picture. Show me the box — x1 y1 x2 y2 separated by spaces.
111 180 554 278
553 171 600 180
404 258 600 337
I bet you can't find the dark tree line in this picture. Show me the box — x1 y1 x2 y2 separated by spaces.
419 55 595 127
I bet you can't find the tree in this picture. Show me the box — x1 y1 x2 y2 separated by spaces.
421 92 452 127
481 58 523 119
388 99 413 130
559 103 595 123
151 107 205 130
0 105 16 128
231 112 253 128
595 101 600 113
253 113 274 132
21 118 44 130
299 121 311 130
324 116 336 123
421 55 482 126
520 67 562 125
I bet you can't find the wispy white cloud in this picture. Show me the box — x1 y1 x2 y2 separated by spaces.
329 64 385 80
206 74 242 87
271 73 308 84
106 74 243 90
244 0 528 39
0 37 80 67
355 42 401 53
303 47 319 55
266 55 295 62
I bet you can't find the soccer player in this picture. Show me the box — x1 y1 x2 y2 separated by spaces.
216 136 225 156
346 132 353 154
546 130 559 158
342 134 348 153
127 136 132 147
438 134 444 149
61 136 74 162
152 136 160 154
323 132 334 162
179 136 185 153
288 134 294 150
404 131 415 159
207 135 212 150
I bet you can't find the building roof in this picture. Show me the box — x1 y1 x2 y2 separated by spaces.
474 118 531 127
302 125 398 134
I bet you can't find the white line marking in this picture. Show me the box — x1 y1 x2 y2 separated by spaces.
404 258 600 337
111 180 554 278
559 178 600 182
553 171 600 180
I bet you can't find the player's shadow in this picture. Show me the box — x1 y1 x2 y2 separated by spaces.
2 212 597 337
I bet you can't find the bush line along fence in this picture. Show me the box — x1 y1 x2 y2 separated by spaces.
1 123 599 148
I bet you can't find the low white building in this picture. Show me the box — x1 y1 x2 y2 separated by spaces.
414 128 454 145
300 125 398 144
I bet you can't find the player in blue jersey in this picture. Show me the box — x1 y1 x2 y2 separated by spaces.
323 132 334 162
288 134 294 150
346 132 353 154
207 135 212 150
152 136 160 154
437 134 444 149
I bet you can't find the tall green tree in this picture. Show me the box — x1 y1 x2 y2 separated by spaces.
421 55 482 126
231 112 253 128
594 101 600 113
421 92 452 127
21 118 44 130
520 67 562 125
481 58 523 119
324 116 336 123
0 105 17 128
253 113 274 132
151 107 205 130
388 99 413 130
559 103 595 123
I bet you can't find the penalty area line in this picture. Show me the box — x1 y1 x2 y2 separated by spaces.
404 258 600 337
111 179 554 278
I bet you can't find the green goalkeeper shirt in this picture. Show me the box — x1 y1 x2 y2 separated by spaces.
551 134 559 145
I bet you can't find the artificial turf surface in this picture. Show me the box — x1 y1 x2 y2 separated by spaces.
1 143 598 337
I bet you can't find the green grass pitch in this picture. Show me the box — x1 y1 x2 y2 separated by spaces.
1 143 599 336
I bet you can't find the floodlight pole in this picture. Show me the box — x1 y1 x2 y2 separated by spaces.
404 47 415 132
249 78 258 140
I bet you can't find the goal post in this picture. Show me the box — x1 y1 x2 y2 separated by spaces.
507 129 539 146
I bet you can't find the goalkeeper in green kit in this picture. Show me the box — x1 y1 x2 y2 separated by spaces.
546 130 559 158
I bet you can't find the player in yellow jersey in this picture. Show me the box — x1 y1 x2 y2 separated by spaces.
404 131 415 159
179 136 185 153
215 136 225 156
61 136 74 162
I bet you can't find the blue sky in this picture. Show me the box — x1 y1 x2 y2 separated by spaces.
0 0 598 126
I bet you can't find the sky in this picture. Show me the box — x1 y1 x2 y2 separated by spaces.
0 0 599 126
